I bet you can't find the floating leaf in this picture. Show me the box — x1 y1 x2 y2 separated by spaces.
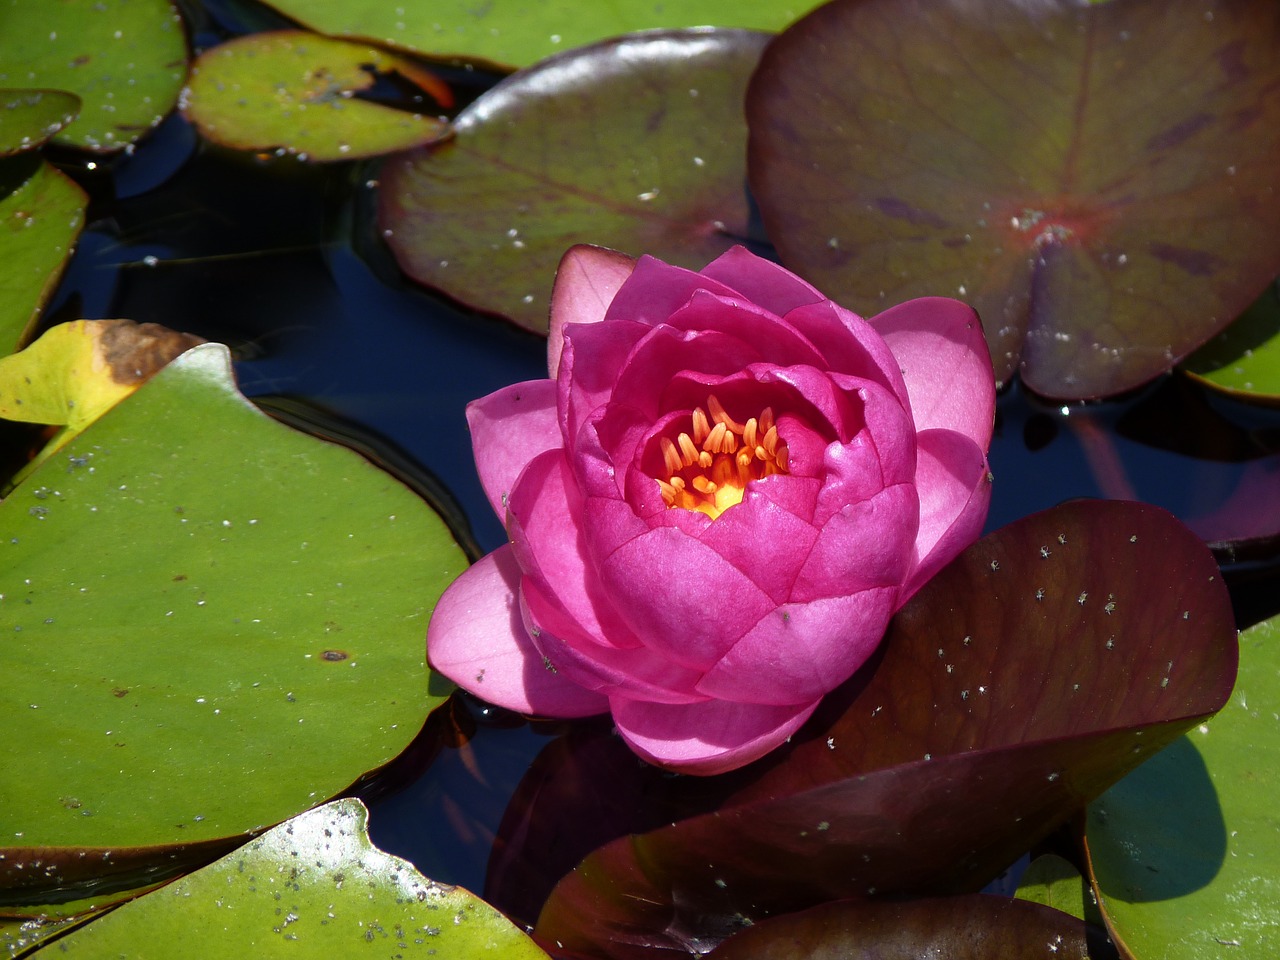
0 88 81 155
531 501 1237 957
258 0 818 70
1183 282 1280 403
747 0 1280 399
0 343 464 908
379 29 768 333
182 31 451 162
704 896 1107 960
0 161 86 353
1084 614 1280 957
1014 855 1091 923
32 799 551 959
0 0 187 152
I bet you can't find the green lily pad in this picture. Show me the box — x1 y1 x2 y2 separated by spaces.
29 799 550 959
1182 282 1280 403
182 31 451 162
0 0 187 152
258 0 819 70
1014 855 1090 923
1085 615 1280 957
0 343 464 906
379 29 769 334
0 160 86 354
0 88 81 156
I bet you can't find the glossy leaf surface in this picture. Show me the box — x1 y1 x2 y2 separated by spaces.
747 0 1280 399
0 161 85 353
183 31 450 162
379 29 767 333
1183 282 1280 403
0 89 81 156
1085 614 1280 957
705 896 1106 960
531 501 1237 957
0 344 463 904
258 0 816 69
33 799 551 959
0 0 187 152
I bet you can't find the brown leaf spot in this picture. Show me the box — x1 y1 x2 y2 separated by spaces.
321 649 348 662
98 321 205 386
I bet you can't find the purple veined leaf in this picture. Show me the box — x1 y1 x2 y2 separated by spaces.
703 895 1115 960
378 29 769 334
747 0 1280 400
532 500 1237 959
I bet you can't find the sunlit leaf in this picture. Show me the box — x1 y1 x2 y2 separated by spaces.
0 0 187 152
31 799 551 959
704 896 1108 960
380 29 768 333
0 88 81 156
1183 282 1280 404
0 343 464 909
182 31 451 162
258 0 818 70
0 161 86 354
747 0 1280 399
530 501 1237 957
1084 614 1280 958
1014 855 1091 923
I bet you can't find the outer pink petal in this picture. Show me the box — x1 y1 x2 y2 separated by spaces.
466 380 560 520
791 484 917 603
559 317 651 447
903 428 993 601
699 246 826 316
602 255 744 326
696 587 897 705
426 546 608 718
548 245 635 378
869 297 995 447
610 696 818 775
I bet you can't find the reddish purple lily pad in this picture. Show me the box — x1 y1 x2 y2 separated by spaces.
378 29 768 334
526 501 1236 958
747 0 1280 399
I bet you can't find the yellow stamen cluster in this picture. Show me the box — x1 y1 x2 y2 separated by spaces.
656 395 789 519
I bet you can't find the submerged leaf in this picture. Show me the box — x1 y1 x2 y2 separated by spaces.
748 0 1280 399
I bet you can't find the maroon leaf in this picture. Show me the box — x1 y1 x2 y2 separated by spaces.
747 0 1280 399
533 501 1237 958
704 896 1115 960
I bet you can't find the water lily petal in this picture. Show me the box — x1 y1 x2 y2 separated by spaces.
661 290 827 366
601 526 777 670
610 695 818 775
792 484 917 603
700 245 825 316
696 587 897 705
696 488 820 605
467 380 560 519
559 316 653 446
603 254 744 326
784 299 912 407
904 427 993 601
427 546 608 718
549 244 635 378
870 296 995 446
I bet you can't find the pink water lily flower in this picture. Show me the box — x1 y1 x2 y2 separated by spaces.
428 245 995 775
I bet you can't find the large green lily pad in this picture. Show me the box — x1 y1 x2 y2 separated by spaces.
258 0 818 69
182 31 450 162
0 0 187 152
379 29 768 333
31 799 551 959
0 160 86 354
0 343 464 905
1085 615 1280 957
0 88 81 156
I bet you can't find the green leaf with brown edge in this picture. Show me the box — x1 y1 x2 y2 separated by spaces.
1083 614 1280 958
532 501 1237 959
182 31 451 162
0 160 86 354
0 0 187 153
0 89 81 156
378 28 768 334
0 343 464 910
29 799 551 960
257 0 818 70
747 0 1280 400
704 895 1111 960
1182 281 1280 404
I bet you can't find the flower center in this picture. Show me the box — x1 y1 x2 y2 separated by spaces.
655 395 790 520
